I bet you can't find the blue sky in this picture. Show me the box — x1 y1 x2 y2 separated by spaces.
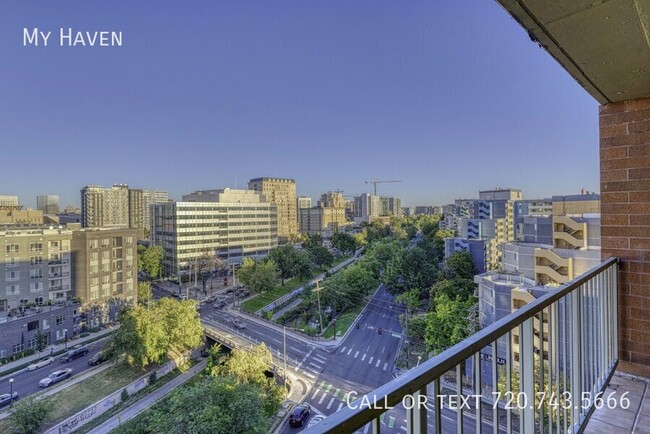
0 1 599 208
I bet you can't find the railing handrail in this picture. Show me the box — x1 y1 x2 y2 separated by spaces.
311 256 619 433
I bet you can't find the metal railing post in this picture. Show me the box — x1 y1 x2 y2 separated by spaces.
571 285 583 430
520 318 535 434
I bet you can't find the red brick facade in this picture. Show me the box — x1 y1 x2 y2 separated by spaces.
600 96 650 377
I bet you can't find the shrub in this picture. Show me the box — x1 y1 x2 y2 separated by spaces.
121 388 129 402
79 332 90 338
149 371 157 385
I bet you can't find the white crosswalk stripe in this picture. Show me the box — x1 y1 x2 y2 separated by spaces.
361 354 366 361
311 388 321 400
337 402 344 411
318 393 328 404
354 351 359 358
327 397 335 409
383 363 388 371
347 348 353 355
376 359 381 367
309 362 322 369
341 346 347 353
369 356 373 364
313 355 327 363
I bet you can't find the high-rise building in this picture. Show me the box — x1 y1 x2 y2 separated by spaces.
299 191 349 236
318 191 346 209
152 188 278 274
248 178 297 242
81 185 168 235
297 196 312 210
37 195 60 215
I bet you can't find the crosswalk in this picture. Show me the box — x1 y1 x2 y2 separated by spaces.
339 346 388 371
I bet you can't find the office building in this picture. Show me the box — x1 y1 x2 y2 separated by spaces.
299 191 349 236
37 195 60 215
248 178 297 242
297 196 312 210
152 188 278 274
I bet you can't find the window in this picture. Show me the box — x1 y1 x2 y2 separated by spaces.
6 244 19 253
89 239 98 249
30 282 43 293
101 238 110 248
55 315 66 325
102 262 110 272
12 343 24 354
30 269 43 279
126 236 133 245
35 296 43 305
90 288 99 300
90 277 99 287
101 275 110 284
6 257 19 267
27 320 39 331
102 250 110 260
5 271 19 281
29 242 43 252
6 285 19 295
30 256 43 265
90 252 99 262
26 339 36 350
90 264 99 274
49 241 60 248
42 319 50 330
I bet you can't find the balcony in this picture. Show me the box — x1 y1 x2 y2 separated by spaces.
308 258 619 433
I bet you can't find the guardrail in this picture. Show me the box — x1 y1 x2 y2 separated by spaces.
305 257 619 434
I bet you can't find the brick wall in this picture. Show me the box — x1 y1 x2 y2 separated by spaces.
600 96 650 377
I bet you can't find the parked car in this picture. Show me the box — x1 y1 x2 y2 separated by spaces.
289 404 311 428
233 319 246 329
61 346 89 362
0 392 18 407
39 368 72 387
307 414 326 428
88 351 107 366
26 356 55 371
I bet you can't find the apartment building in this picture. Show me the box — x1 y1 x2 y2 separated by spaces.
151 188 278 274
1 226 74 311
297 196 312 211
248 177 297 242
0 196 19 207
71 227 138 308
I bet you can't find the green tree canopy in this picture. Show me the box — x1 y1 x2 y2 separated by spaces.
137 282 152 306
140 245 165 279
302 233 323 249
424 293 475 355
331 232 357 254
109 298 203 369
443 251 477 280
382 246 438 294
12 397 51 434
238 258 278 294
307 245 334 269
268 245 300 285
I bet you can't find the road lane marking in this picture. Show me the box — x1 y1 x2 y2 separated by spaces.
380 414 385 424
303 371 315 379
318 393 327 404
369 356 373 364
340 346 347 353
309 362 322 369
361 354 366 361
382 346 385 354
354 351 359 358
376 359 381 367
388 416 395 428
319 380 326 388
333 388 340 398
313 355 327 363
327 397 335 409
290 346 301 352
337 402 344 411
400 426 407 431
325 384 332 393
347 348 352 355
311 389 320 400
383 363 388 371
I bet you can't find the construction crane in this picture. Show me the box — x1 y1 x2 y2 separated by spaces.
364 180 402 196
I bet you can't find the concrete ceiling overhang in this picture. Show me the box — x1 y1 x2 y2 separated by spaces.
494 0 650 104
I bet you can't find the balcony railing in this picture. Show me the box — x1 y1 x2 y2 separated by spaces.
308 257 619 434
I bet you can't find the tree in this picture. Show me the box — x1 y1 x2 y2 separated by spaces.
307 245 334 269
137 244 147 272
291 251 314 282
34 329 48 354
268 245 299 286
331 232 357 254
12 397 51 434
238 258 278 294
302 234 323 249
109 298 203 369
141 245 165 278
137 282 152 306
443 251 477 280
424 293 475 355
429 278 476 304
382 246 438 294
192 251 223 293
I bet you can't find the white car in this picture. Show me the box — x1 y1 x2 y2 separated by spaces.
27 357 55 371
39 368 72 388
233 319 246 329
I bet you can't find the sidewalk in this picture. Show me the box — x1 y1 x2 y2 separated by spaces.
87 359 207 434
0 326 116 379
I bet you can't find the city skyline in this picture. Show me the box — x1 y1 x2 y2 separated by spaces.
1 1 599 208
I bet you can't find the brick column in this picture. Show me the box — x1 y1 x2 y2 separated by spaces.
600 96 650 377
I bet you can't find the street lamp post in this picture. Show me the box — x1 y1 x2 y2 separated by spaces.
315 280 324 335
417 355 422 367
64 329 68 350
9 378 14 407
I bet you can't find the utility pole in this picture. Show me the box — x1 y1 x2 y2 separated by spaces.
315 280 324 334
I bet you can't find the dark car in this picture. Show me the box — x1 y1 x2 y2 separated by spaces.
0 392 18 407
378 327 383 335
288 404 311 428
88 351 107 366
61 346 89 362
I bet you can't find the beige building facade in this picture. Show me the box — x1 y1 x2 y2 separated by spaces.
248 178 297 241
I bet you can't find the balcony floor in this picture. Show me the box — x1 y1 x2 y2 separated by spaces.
587 371 650 433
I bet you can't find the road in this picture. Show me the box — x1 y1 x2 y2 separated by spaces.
1 340 108 401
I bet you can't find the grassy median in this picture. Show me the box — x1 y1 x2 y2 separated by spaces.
0 362 146 433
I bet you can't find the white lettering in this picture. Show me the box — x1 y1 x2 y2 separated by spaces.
23 28 51 46
86 32 98 46
112 32 122 46
60 28 72 46
346 391 358 409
